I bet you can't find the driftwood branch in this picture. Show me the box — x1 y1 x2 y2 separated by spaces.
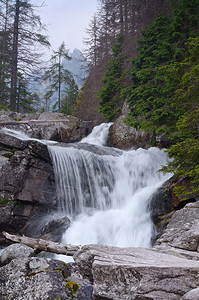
0 119 71 126
2 231 81 256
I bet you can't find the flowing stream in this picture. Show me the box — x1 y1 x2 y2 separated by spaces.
1 124 171 249
48 123 171 248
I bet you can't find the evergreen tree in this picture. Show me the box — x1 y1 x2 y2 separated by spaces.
60 77 79 115
43 42 73 112
97 33 126 121
160 36 199 197
124 0 199 197
15 72 40 112
0 0 50 111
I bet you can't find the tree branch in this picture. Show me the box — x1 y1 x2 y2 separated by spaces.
2 231 81 256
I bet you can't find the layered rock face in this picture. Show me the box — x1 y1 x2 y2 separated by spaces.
0 112 95 244
0 111 95 142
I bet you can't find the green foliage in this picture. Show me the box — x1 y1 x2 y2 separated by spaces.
15 73 37 113
124 0 199 197
60 77 79 115
65 281 79 298
160 37 199 196
97 34 126 121
43 42 78 113
0 199 17 205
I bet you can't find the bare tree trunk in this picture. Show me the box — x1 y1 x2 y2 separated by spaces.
10 0 19 111
2 231 81 256
0 0 10 105
58 53 61 112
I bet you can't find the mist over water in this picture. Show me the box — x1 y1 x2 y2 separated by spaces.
48 123 171 248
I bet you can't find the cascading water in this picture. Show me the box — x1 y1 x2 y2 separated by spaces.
1 124 171 249
48 123 171 248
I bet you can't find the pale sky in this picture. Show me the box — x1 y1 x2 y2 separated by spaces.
33 0 98 56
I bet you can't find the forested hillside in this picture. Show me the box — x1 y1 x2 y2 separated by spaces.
77 0 171 121
80 0 199 198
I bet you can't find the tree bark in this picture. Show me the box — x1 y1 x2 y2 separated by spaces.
2 231 81 256
10 0 20 111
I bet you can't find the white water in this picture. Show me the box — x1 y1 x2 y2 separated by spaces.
80 122 113 146
1 127 57 145
48 123 171 248
1 124 171 249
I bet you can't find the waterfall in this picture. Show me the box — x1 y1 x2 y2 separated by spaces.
48 123 171 248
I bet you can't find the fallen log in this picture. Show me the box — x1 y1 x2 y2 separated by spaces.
0 119 72 126
2 231 81 256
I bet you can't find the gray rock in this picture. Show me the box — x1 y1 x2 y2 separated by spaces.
0 141 55 205
109 115 152 150
0 244 35 266
40 215 71 243
155 201 199 252
0 134 57 244
182 287 199 300
0 243 93 300
67 275 93 300
29 112 81 142
74 244 199 300
149 178 174 237
0 131 27 150
0 256 73 299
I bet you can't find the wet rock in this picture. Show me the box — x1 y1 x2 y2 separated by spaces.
0 143 55 205
0 131 27 150
40 215 71 243
149 178 174 236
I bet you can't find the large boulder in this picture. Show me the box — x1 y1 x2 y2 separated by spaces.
182 288 199 300
29 112 81 142
0 111 95 143
109 115 153 150
155 201 199 253
0 244 93 300
74 244 199 300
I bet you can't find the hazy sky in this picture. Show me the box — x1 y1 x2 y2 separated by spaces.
33 0 98 55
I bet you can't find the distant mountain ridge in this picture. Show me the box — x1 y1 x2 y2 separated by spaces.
63 48 88 88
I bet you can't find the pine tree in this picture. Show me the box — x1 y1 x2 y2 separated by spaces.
61 77 79 115
97 33 126 121
43 42 73 112
0 0 50 111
